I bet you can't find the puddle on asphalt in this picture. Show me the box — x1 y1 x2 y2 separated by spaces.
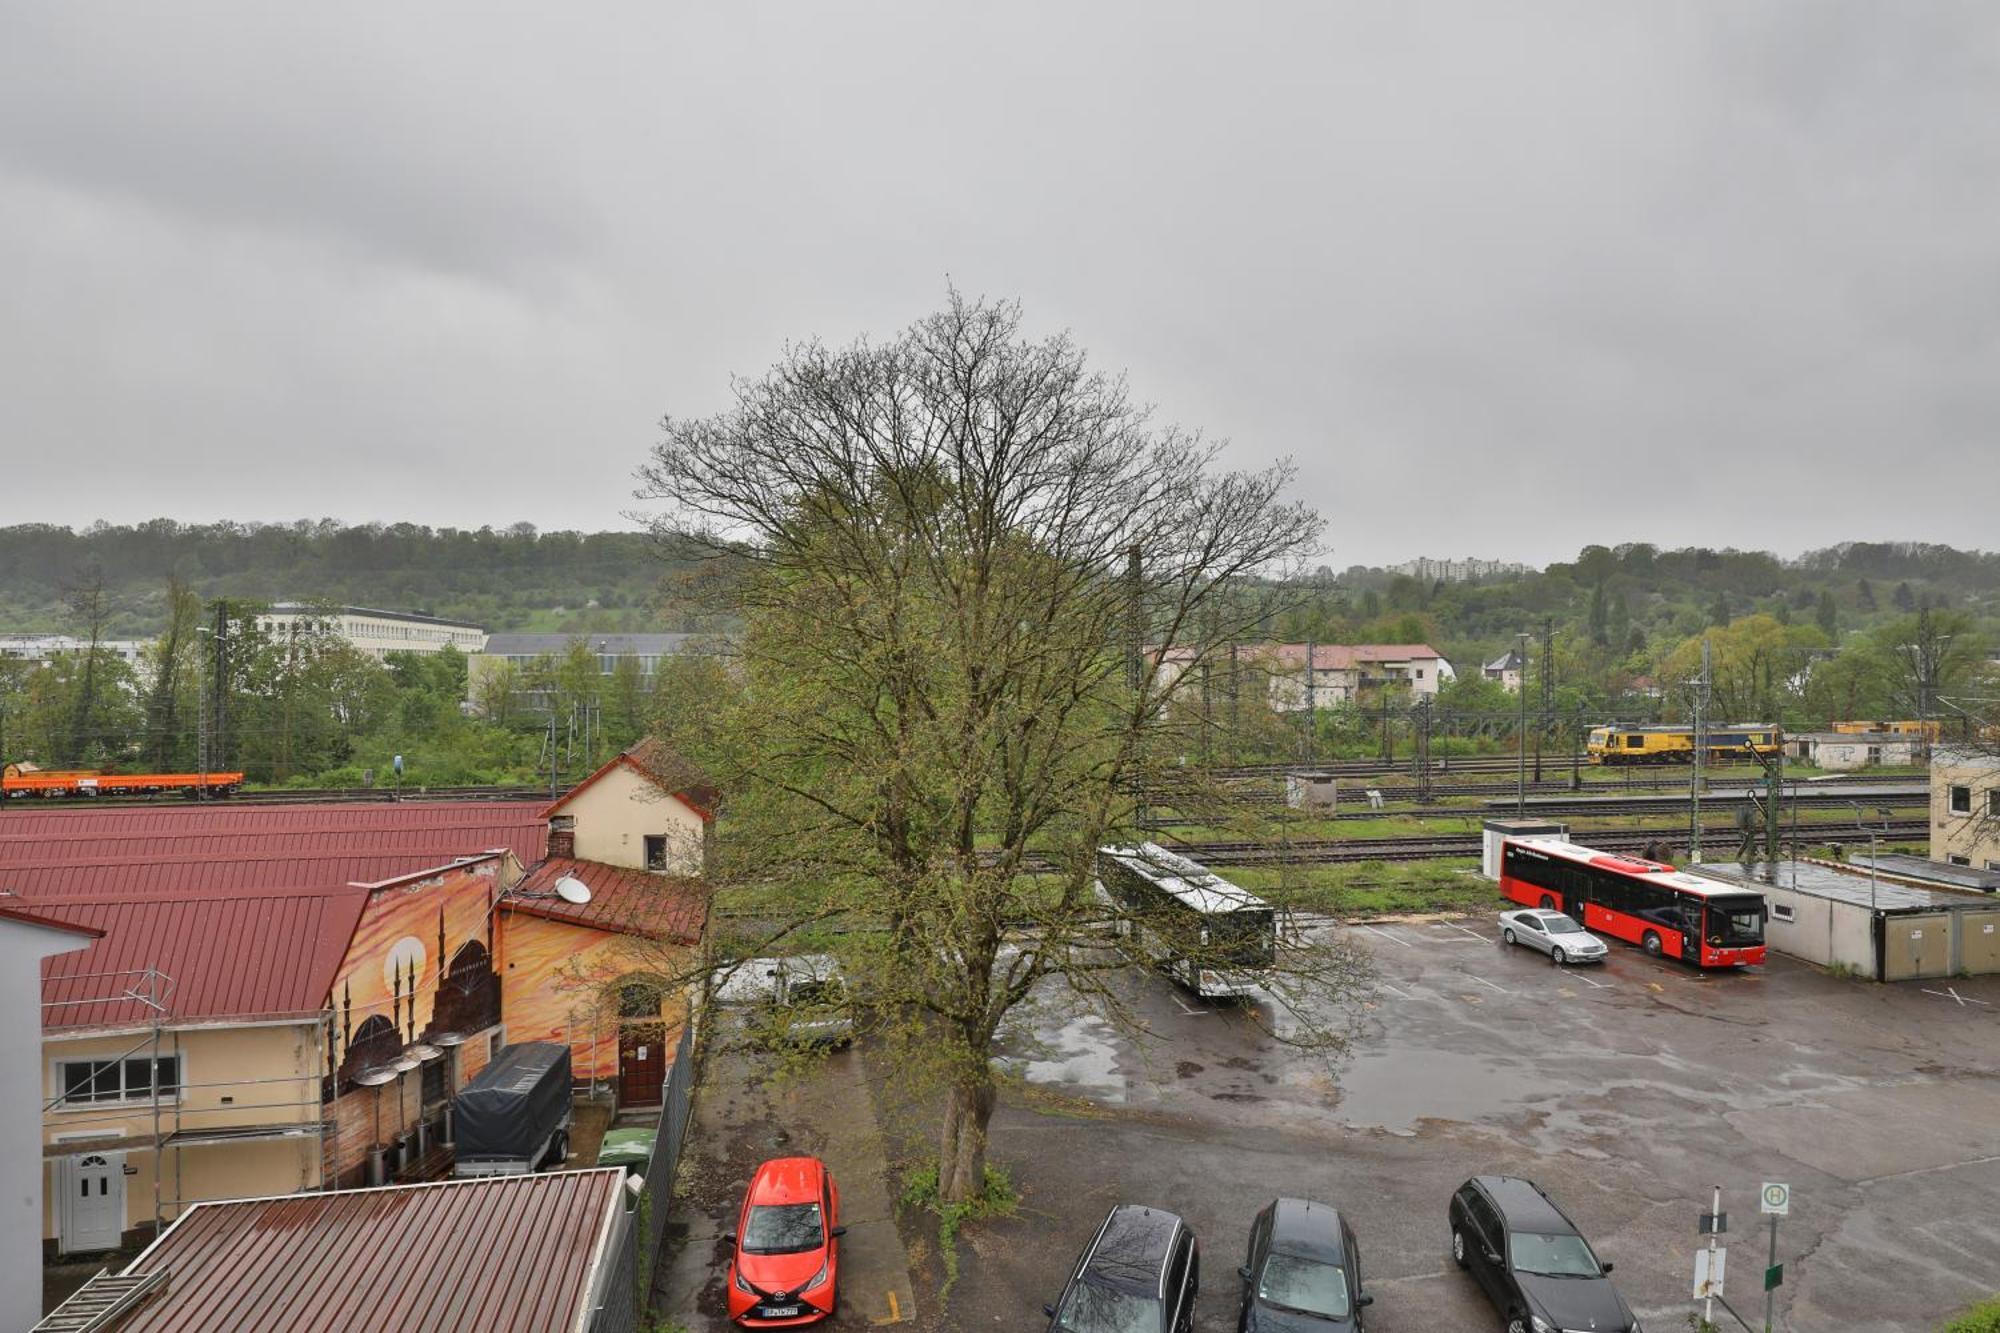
1006 1011 1128 1103
1328 1047 1544 1135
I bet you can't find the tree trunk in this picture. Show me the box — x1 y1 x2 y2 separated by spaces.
936 1070 995 1204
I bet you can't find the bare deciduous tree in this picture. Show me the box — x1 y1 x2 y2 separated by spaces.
635 294 1372 1203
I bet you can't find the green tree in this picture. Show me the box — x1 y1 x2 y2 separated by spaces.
1857 577 1877 611
1587 583 1609 647
1815 590 1838 641
1892 580 1917 612
635 294 1368 1203
141 577 204 769
1707 592 1731 628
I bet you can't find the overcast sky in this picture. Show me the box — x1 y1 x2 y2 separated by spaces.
4 3 1995 567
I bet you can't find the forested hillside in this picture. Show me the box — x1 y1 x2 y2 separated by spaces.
0 521 696 635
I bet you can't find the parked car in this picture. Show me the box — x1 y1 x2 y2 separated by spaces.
715 955 855 1047
1449 1176 1640 1333
1498 909 1608 966
728 1156 845 1325
1237 1197 1373 1330
1045 1204 1200 1333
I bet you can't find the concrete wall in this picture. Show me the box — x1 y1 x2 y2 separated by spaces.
1882 914 1953 981
4 920 92 1328
1764 885 1840 967
568 763 706 874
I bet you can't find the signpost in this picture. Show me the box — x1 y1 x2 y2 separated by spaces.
1697 1185 1728 1326
1760 1183 1789 1332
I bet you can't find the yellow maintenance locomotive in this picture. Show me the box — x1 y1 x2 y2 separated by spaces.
1586 724 1780 766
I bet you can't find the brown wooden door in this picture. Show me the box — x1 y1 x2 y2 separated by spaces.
619 1023 666 1106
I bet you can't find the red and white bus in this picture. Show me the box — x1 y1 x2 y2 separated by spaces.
1499 838 1767 968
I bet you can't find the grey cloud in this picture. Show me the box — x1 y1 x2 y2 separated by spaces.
2 1 1996 567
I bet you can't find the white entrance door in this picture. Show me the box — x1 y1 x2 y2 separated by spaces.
60 1153 125 1253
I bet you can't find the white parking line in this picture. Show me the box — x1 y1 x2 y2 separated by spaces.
1468 975 1508 994
1561 969 1612 990
1446 922 1492 942
1922 986 1992 1008
1358 924 1413 948
1375 982 1412 1000
1171 998 1210 1017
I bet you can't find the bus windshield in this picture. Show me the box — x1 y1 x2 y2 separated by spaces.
1706 897 1766 946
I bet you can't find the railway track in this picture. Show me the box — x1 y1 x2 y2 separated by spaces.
1153 818 1931 867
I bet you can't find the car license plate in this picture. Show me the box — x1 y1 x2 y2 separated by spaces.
764 1307 799 1318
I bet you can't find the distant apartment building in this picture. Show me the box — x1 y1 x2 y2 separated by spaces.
467 633 698 712
1932 746 2000 871
257 604 487 660
1387 556 1529 584
0 635 151 670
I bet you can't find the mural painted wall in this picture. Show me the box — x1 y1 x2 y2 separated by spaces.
323 858 506 1182
496 910 686 1085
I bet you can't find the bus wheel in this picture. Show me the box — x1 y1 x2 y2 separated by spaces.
1539 896 1557 911
1642 931 1663 957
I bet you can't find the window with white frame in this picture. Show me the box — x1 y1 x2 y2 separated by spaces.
56 1056 181 1107
1770 902 1794 922
1950 785 1972 814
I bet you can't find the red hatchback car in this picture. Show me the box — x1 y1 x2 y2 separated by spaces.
728 1156 845 1325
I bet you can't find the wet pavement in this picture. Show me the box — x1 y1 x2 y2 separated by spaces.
954 919 2000 1331
655 1042 917 1331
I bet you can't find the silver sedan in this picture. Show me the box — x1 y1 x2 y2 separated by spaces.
1498 909 1609 965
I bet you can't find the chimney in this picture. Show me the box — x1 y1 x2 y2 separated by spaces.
547 815 575 860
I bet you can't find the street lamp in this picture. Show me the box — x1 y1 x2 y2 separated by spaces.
1847 800 1886 914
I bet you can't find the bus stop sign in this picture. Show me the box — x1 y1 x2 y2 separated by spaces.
1760 1182 1790 1216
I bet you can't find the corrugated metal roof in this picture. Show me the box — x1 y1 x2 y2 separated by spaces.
112 1170 625 1333
37 886 369 1029
0 801 546 897
507 857 707 944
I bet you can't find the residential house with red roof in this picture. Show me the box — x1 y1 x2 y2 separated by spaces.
498 740 713 1106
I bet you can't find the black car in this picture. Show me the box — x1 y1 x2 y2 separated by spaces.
1237 1197 1373 1331
1045 1204 1200 1333
1449 1176 1641 1333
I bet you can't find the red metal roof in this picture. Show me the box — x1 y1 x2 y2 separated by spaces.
505 856 708 945
0 801 546 898
114 1170 626 1333
36 885 369 1030
0 901 100 938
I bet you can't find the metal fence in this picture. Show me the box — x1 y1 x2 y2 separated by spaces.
635 1020 699 1316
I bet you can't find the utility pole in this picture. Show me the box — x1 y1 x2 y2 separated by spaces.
1691 636 1711 862
1515 632 1529 817
1534 617 1553 783
1303 640 1316 766
209 601 230 774
1414 698 1433 805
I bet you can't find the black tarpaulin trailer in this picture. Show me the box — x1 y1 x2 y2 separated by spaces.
452 1041 574 1176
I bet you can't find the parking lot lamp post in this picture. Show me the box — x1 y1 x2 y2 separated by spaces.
1848 801 1879 913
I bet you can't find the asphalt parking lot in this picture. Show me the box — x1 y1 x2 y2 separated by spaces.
661 917 2000 1332
959 919 2000 1332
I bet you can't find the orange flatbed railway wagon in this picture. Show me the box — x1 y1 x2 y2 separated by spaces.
1 770 244 798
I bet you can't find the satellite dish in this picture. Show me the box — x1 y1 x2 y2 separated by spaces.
354 1067 398 1087
555 875 593 905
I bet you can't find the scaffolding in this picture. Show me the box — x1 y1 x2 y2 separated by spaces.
41 968 337 1239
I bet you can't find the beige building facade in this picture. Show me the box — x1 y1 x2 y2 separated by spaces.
1932 747 2000 871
